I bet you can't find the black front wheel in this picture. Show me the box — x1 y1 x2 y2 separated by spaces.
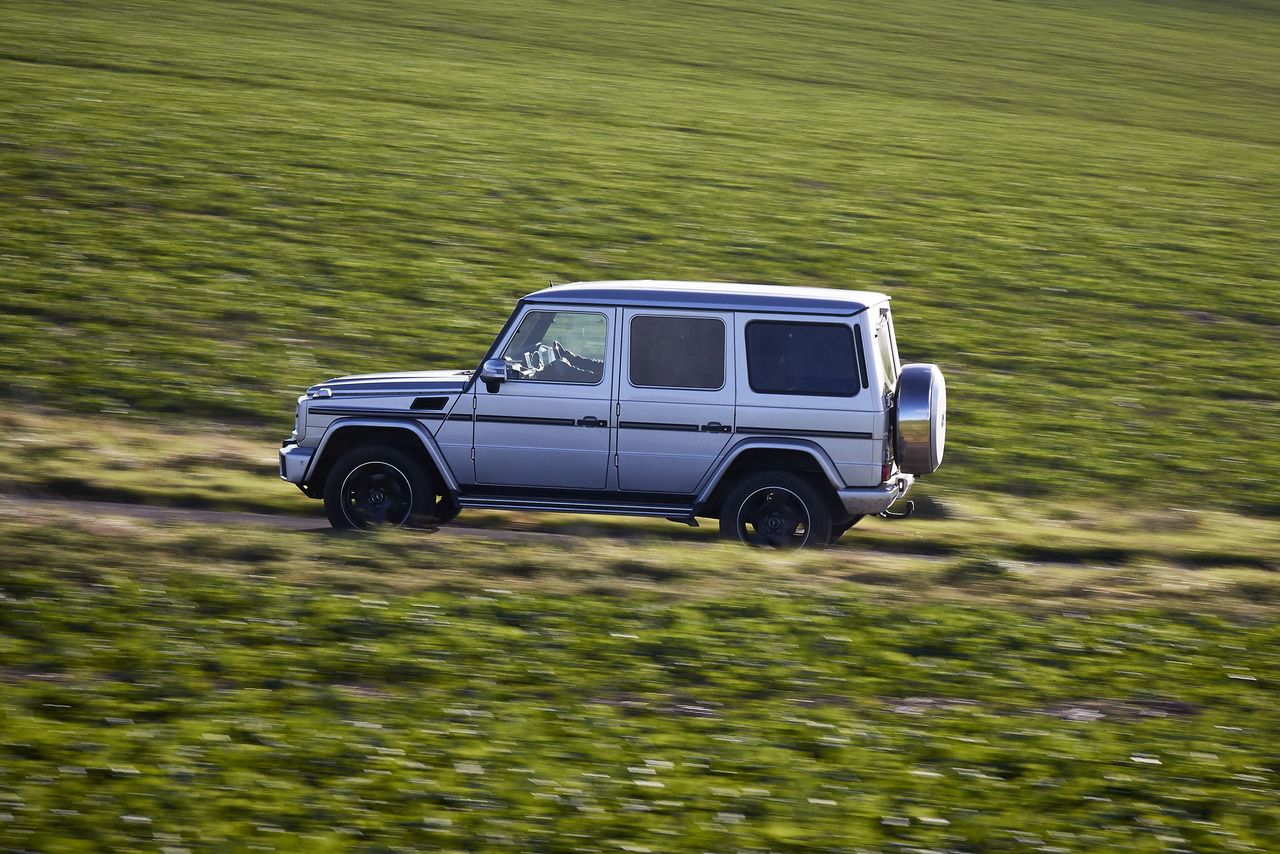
323 445 435 530
719 471 832 549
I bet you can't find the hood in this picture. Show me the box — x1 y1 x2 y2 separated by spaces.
308 369 472 397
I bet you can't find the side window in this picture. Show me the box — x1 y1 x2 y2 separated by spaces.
502 310 607 384
745 321 859 397
629 315 726 390
874 309 900 391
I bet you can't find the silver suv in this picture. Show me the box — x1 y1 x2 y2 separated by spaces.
280 281 946 547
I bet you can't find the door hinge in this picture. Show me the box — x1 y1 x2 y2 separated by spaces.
470 447 475 461
472 395 478 410
615 402 621 417
614 453 619 468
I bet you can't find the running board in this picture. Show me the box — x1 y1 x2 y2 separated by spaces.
458 495 695 519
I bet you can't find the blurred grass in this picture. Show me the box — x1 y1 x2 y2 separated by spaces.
1 0 1279 513
0 408 313 514
1 499 1277 615
1 511 1278 850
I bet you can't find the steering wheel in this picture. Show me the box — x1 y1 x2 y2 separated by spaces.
552 340 567 363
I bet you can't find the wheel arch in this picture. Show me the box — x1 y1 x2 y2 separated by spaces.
693 439 843 519
302 419 458 499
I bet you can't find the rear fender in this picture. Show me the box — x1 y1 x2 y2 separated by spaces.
693 438 843 514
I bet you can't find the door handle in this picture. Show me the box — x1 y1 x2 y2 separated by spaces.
700 422 733 433
576 416 608 428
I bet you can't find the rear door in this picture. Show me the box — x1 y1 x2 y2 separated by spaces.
615 310 735 494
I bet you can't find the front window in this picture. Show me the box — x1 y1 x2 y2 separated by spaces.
501 310 607 384
745 321 859 397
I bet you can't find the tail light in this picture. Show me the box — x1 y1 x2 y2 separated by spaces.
881 462 893 484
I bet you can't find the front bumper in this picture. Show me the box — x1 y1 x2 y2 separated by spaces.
837 473 914 516
279 441 314 488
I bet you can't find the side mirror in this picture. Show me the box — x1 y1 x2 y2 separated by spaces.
481 358 508 393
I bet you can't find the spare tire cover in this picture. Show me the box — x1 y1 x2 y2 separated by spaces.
895 364 946 475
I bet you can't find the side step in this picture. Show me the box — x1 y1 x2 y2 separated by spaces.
458 495 695 519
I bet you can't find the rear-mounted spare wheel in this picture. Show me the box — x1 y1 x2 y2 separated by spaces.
895 364 946 475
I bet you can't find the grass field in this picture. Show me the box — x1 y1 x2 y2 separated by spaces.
1 512 1279 851
2 0 1279 512
3 3 1279 849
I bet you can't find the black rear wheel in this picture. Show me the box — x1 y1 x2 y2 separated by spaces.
323 445 436 530
719 470 832 549
829 514 864 545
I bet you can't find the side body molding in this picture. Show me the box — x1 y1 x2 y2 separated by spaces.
302 418 461 495
692 437 844 512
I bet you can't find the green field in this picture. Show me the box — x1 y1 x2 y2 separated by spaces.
3 2 1280 849
2 0 1279 511
1 513 1278 851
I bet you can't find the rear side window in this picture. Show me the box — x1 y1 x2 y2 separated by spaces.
629 315 725 390
875 309 899 391
746 321 859 397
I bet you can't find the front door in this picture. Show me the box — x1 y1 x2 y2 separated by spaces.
473 307 614 489
616 309 735 493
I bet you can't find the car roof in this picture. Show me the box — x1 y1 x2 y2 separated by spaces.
522 280 888 316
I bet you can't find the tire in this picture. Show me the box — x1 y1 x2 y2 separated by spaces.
434 494 461 524
323 445 436 530
829 514 864 544
719 470 833 549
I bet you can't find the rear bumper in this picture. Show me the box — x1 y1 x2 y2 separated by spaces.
837 473 914 516
279 442 314 488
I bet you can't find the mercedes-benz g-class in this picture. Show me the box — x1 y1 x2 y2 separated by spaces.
280 281 946 547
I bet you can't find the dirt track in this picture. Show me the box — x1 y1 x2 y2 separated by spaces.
1 496 579 543
2 496 959 559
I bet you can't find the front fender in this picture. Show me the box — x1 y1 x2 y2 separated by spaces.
302 417 460 495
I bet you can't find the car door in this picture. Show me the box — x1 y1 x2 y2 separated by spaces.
734 313 880 488
473 306 614 489
615 309 735 494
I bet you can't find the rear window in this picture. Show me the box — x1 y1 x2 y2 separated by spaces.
745 321 859 397
875 309 899 390
629 315 726 390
